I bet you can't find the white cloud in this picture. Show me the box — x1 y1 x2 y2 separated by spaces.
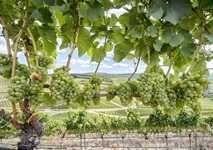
57 49 66 53
207 61 213 73
113 63 129 67
107 51 113 57
100 62 113 69
81 65 90 68
104 58 110 61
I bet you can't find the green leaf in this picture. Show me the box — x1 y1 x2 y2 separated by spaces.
55 10 67 26
79 2 87 18
180 43 197 58
125 53 135 60
42 93 56 106
43 0 56 6
191 60 207 76
0 63 12 72
29 9 43 20
87 1 104 22
204 33 213 43
31 0 43 5
148 0 192 24
102 0 114 10
131 25 144 38
147 25 158 37
162 28 184 46
38 7 53 23
113 39 134 62
148 6 163 20
153 39 163 51
43 38 56 56
91 48 106 63
200 0 213 10
77 28 93 57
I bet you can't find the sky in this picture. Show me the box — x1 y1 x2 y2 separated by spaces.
0 7 213 74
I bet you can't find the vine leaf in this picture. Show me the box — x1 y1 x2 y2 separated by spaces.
29 10 43 20
204 33 213 43
91 48 106 63
147 25 158 37
148 0 191 24
162 28 184 46
113 39 134 62
153 39 163 51
180 43 197 58
77 28 93 57
87 1 104 22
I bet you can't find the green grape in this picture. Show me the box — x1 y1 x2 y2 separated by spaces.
16 63 30 78
137 72 167 108
38 55 55 69
50 66 80 104
106 84 118 101
177 74 211 113
78 77 102 107
117 82 133 106
7 76 29 103
0 54 11 65
25 66 48 106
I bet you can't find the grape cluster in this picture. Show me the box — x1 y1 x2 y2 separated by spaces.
199 50 213 62
106 80 139 106
7 76 29 102
106 84 118 101
25 66 48 105
177 74 211 112
0 54 11 65
137 72 167 108
50 66 80 103
78 77 102 107
16 63 30 77
38 55 55 69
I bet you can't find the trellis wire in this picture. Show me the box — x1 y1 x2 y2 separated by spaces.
0 132 212 150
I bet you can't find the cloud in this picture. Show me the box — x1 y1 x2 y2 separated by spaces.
81 65 90 68
104 58 110 61
100 62 113 69
107 51 113 57
113 63 129 67
57 49 66 53
207 61 213 73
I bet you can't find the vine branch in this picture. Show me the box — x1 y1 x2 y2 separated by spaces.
128 57 140 81
0 14 12 56
165 50 174 79
66 16 81 72
27 28 39 66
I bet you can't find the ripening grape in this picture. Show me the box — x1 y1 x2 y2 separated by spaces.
78 77 102 107
0 54 11 65
106 84 118 101
137 72 167 108
7 76 29 103
177 74 211 113
117 82 133 106
16 63 30 77
38 55 55 69
50 66 80 104
25 66 49 105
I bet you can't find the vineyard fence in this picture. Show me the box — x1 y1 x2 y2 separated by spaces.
0 132 213 150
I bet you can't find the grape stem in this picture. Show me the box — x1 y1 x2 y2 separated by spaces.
22 40 31 68
66 16 81 72
143 38 150 72
165 50 174 79
0 14 12 56
93 36 108 77
128 57 140 81
11 0 28 127
27 28 39 66
185 23 204 74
